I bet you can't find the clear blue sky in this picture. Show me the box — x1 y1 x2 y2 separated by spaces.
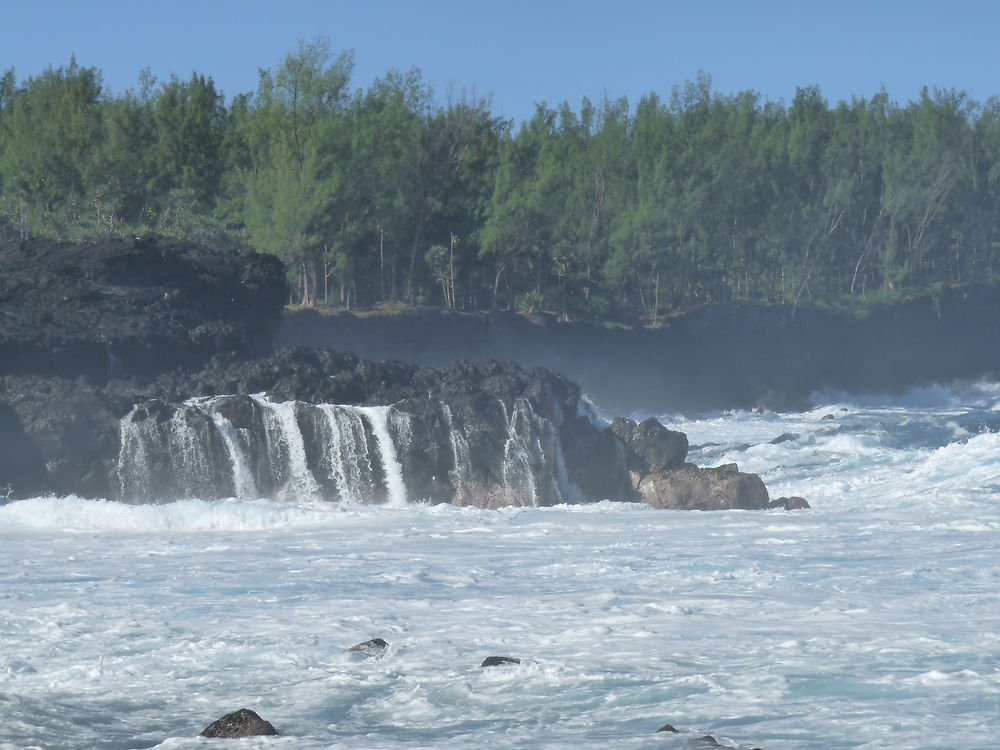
3 0 999 124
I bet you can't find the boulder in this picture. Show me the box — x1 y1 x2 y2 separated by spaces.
638 462 770 510
349 638 388 657
199 708 277 738
767 495 811 510
610 416 688 475
481 656 521 667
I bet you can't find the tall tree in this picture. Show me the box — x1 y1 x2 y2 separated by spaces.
237 38 354 305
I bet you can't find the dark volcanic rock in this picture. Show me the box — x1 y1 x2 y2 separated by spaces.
199 708 277 738
0 376 122 497
768 495 810 510
638 462 770 510
349 638 389 657
0 235 287 382
0 238 791 510
610 416 688 475
481 656 521 667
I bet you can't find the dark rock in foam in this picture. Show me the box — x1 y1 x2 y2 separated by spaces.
481 656 521 667
199 708 277 738
349 638 388 656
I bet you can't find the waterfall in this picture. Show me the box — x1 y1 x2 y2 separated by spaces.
116 393 582 508
499 399 540 507
356 406 408 507
252 396 321 502
317 404 375 504
441 403 472 499
117 408 152 500
117 396 414 505
209 410 258 500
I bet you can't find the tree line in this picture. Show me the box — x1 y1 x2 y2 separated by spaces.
3 39 1000 321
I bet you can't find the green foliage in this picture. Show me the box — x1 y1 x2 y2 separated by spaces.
6 48 1000 317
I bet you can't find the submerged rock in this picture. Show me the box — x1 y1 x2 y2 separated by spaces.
480 656 521 667
199 708 277 738
349 638 388 657
768 495 810 510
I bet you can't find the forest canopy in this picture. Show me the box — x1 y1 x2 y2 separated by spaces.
2 39 999 321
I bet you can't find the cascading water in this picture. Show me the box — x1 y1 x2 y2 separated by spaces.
117 394 579 507
356 406 409 507
210 411 258 501
499 398 551 507
317 404 375 504
252 396 322 502
441 403 472 502
117 396 415 505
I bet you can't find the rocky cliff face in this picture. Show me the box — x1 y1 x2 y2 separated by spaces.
280 288 1000 414
0 238 780 510
0 235 287 382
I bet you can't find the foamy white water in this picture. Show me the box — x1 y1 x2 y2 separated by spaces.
3 383 1000 749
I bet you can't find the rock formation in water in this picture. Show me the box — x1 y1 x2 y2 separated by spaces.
0 237 783 510
349 638 389 657
481 656 522 667
199 708 277 738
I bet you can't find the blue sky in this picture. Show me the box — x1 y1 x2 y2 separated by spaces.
3 0 999 124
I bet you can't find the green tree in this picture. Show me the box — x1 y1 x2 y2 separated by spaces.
237 38 354 305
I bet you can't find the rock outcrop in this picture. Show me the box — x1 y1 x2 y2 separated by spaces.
481 656 521 667
349 638 389 657
637 462 770 511
0 238 787 510
0 235 287 382
199 708 277 738
611 417 775 510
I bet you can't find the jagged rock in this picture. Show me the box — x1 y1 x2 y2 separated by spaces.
199 708 277 738
0 238 784 511
481 656 521 667
696 736 763 750
656 723 679 732
0 235 287 382
610 416 688 475
349 638 388 656
561 416 635 501
638 462 770 510
768 495 810 510
769 432 799 445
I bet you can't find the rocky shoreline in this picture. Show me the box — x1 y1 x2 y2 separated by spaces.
0 236 796 510
281 286 1000 415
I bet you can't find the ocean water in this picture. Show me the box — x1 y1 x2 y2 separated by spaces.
3 383 1000 749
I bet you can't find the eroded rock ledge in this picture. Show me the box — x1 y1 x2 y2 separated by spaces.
0 238 799 510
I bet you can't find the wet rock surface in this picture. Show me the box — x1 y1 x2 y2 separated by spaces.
0 239 781 510
199 708 277 738
480 656 521 667
637 462 771 511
